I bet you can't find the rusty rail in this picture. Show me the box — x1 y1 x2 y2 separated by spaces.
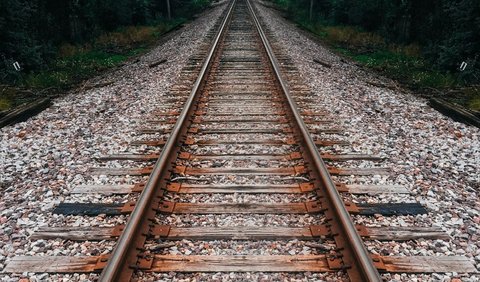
98 1 237 281
2 0 478 280
245 0 382 280
99 0 381 281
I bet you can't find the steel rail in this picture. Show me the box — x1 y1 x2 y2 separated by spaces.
98 1 237 281
245 0 382 281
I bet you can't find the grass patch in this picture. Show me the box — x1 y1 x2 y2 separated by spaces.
304 24 469 91
324 26 385 53
469 97 480 111
1 19 183 113
0 98 12 111
0 86 31 112
298 23 480 111
348 49 457 88
19 19 183 91
269 0 479 113
465 87 480 112
23 51 131 89
306 25 455 90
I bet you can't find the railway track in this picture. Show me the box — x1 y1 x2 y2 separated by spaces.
4 0 477 281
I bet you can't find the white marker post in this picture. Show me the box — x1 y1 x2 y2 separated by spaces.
13 61 21 71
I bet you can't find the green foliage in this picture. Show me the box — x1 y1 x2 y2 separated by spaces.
436 0 480 72
20 19 179 90
271 0 480 84
191 0 212 10
23 50 129 89
0 98 12 111
469 96 480 111
94 26 158 53
271 0 480 111
323 26 385 52
0 0 211 85
311 27 459 90
0 0 209 113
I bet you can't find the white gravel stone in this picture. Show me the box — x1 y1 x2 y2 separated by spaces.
254 0 479 280
0 3 229 281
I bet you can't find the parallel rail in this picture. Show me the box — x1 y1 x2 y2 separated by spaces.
245 1 380 280
99 0 380 280
98 1 237 281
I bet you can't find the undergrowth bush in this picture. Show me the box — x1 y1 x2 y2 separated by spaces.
389 43 422 57
23 50 130 89
18 19 180 90
271 0 479 110
0 97 11 111
469 96 480 111
57 43 95 58
324 26 385 52
306 25 460 90
95 26 157 53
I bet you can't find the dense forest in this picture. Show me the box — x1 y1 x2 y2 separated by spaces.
0 0 210 85
274 0 480 86
0 0 478 112
2 0 478 85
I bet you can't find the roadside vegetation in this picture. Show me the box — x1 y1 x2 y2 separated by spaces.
0 0 212 112
270 0 480 113
22 23 180 89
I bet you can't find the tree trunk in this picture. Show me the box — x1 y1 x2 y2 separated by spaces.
69 1 82 42
309 0 314 21
69 14 81 42
401 14 411 42
166 0 171 20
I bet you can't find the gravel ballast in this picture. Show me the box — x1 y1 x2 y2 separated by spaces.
254 0 479 281
0 0 479 281
0 4 228 281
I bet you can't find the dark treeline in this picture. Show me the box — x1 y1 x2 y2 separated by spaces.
0 0 210 78
281 0 480 80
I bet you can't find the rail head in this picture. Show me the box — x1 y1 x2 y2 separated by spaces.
98 1 237 281
244 0 382 281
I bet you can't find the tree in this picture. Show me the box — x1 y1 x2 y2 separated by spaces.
166 0 171 20
272 0 480 79
0 0 45 73
437 0 480 74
